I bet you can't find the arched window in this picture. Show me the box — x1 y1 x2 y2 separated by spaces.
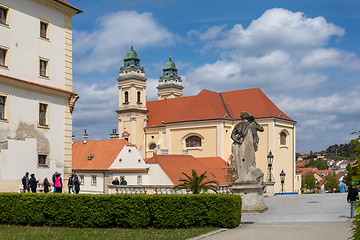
186 136 202 148
280 132 287 146
149 143 156 150
137 91 141 103
124 91 129 103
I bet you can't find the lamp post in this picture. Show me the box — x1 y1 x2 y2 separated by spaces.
267 151 274 182
280 169 286 194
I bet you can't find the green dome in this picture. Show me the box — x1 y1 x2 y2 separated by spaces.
164 60 177 70
124 48 139 60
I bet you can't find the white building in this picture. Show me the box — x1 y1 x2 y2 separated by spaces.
0 0 81 192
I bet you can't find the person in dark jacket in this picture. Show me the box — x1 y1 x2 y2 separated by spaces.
112 177 120 185
347 181 359 218
22 172 30 193
29 174 39 193
73 176 80 194
43 178 50 193
68 174 73 194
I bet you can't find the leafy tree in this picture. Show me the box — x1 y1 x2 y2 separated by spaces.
351 131 360 156
173 169 218 194
347 163 352 172
324 171 338 192
304 158 315 168
315 158 329 170
304 173 316 190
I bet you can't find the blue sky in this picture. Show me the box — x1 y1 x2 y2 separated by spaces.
70 0 360 153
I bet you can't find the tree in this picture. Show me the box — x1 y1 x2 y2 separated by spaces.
315 158 329 170
347 163 352 172
351 131 360 156
304 173 316 191
324 171 338 192
173 169 218 194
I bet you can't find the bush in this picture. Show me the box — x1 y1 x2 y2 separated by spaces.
0 193 241 229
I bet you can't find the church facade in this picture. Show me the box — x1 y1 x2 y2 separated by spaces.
116 46 297 194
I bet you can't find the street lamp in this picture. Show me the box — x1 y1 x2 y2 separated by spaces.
267 151 274 182
280 169 286 194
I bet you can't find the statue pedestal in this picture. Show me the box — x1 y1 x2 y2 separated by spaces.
231 181 268 213
264 181 275 197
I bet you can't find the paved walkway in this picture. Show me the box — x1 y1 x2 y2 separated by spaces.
198 193 354 240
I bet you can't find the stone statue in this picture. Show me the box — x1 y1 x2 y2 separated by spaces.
231 111 264 182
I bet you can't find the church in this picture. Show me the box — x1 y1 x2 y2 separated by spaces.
116 44 297 194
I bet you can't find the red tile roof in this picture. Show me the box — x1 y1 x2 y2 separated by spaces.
146 88 294 128
72 139 133 170
145 155 232 185
53 0 82 13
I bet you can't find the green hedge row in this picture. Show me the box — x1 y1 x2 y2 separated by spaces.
0 193 242 229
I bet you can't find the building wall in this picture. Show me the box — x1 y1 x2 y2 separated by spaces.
0 0 77 192
0 83 67 191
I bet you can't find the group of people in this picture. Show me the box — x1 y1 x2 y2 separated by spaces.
68 172 81 194
21 171 80 194
112 177 127 185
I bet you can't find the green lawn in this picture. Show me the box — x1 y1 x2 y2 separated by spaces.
0 225 218 240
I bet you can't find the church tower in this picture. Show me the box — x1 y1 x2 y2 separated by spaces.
116 44 147 156
157 54 184 100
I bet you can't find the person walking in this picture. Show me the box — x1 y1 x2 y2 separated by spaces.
43 178 50 193
73 176 80 194
338 180 347 193
54 173 63 193
22 172 30 193
68 174 73 194
347 181 359 218
52 171 58 193
29 174 39 193
71 172 78 194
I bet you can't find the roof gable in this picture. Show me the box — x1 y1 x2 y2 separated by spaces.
72 139 133 170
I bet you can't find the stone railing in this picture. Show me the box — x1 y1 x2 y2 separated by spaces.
107 184 233 195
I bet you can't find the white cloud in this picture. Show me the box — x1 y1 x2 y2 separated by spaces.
188 24 227 40
73 11 174 74
203 8 345 57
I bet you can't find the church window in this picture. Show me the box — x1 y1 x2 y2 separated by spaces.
149 143 156 150
280 131 287 146
124 91 129 103
186 136 202 148
137 91 141 103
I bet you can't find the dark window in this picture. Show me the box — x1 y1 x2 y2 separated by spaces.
39 103 47 126
0 96 5 119
40 21 48 39
39 59 47 77
0 7 7 25
38 154 47 166
186 136 202 148
137 91 141 103
149 143 156 150
124 91 129 103
0 48 6 66
280 132 287 145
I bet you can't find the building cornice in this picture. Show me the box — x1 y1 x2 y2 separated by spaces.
32 0 82 16
0 73 77 98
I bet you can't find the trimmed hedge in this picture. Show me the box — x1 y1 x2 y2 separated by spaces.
0 193 241 229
